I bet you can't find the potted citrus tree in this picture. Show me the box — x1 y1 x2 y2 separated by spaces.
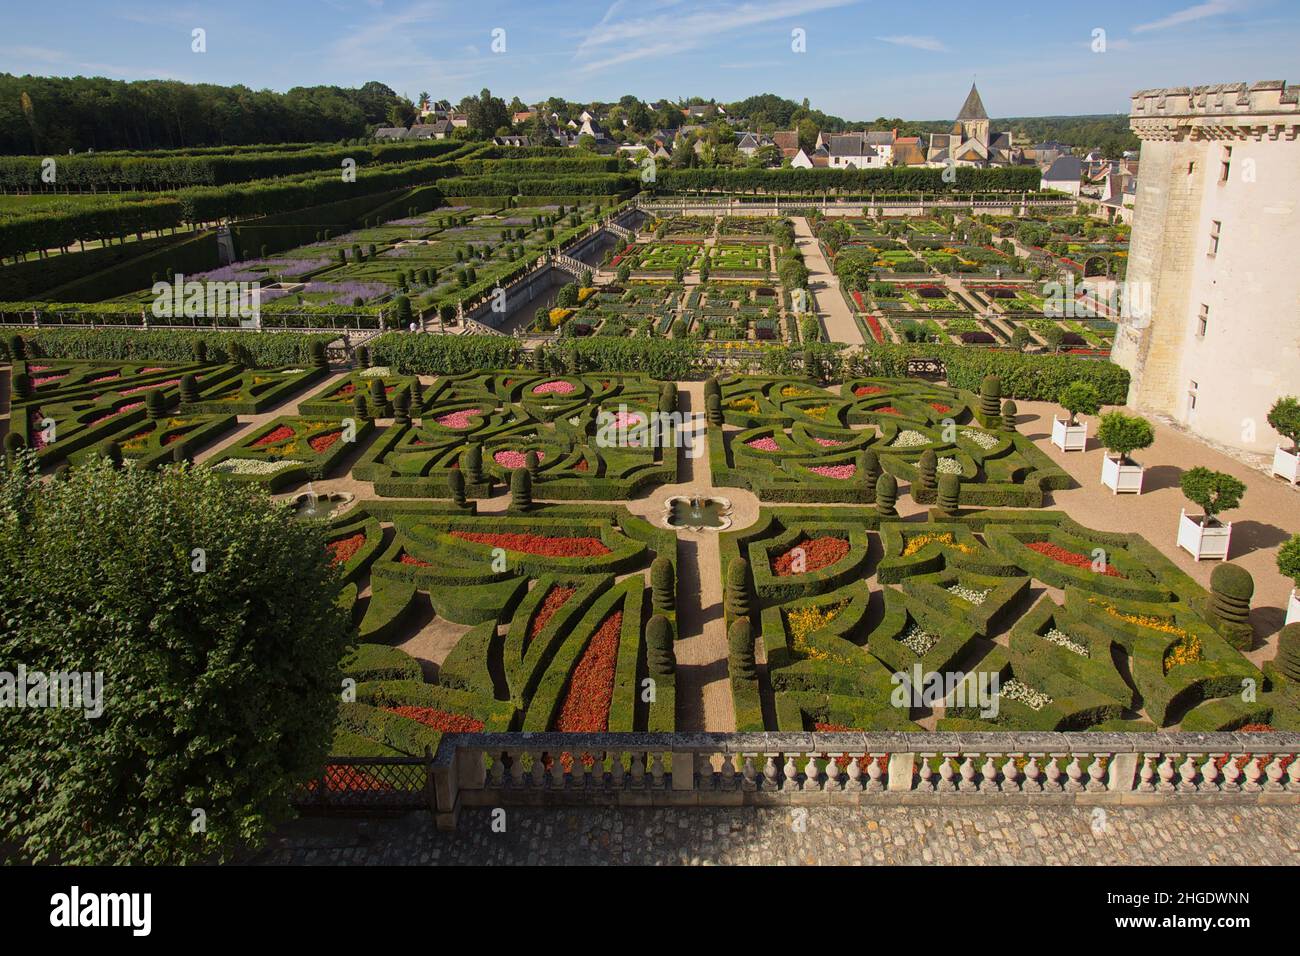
1279 533 1300 625
1097 411 1154 494
1176 467 1246 561
1051 380 1099 452
1267 396 1300 485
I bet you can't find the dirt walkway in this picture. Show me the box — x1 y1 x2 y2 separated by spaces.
792 216 862 346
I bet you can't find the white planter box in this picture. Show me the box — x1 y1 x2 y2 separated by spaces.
1176 509 1232 561
1051 417 1088 452
1287 589 1300 626
1101 454 1144 494
1272 445 1300 485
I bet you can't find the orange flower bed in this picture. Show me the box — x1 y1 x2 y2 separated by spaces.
326 532 366 565
772 536 849 576
309 429 343 453
398 553 432 567
553 611 623 732
252 425 295 447
530 585 577 643
386 706 484 734
450 531 610 557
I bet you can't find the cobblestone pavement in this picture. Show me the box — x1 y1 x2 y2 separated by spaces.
249 805 1300 865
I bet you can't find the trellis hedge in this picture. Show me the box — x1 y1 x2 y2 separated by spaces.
655 166 1042 194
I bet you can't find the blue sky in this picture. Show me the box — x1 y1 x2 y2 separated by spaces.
3 0 1297 119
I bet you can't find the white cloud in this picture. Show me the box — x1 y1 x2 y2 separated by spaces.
1133 1 1238 33
574 0 859 74
874 35 949 53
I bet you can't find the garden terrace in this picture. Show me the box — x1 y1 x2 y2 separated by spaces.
322 501 679 760
8 358 251 466
711 375 1070 506
720 507 1297 735
206 415 374 490
685 281 788 343
623 240 704 274
350 371 678 500
559 282 683 338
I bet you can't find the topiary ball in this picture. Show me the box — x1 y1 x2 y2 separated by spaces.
1211 563 1255 602
1277 623 1300 683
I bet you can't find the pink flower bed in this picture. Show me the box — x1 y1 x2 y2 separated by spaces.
809 464 856 480
87 402 142 426
493 449 546 469
532 380 575 395
140 367 167 373
32 374 65 387
120 379 180 396
29 365 51 372
813 437 845 447
91 373 121 384
608 411 643 429
435 409 477 429
746 436 780 452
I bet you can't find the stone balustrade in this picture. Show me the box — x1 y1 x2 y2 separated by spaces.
294 731 1300 829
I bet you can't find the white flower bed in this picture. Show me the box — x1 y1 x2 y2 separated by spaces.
900 624 937 656
210 458 305 476
891 430 931 449
1042 627 1089 658
947 584 991 605
280 368 306 374
1000 678 1053 711
937 456 962 475
961 429 1000 450
359 366 392 377
567 416 582 426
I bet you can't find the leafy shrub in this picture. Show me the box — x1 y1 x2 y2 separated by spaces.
1276 533 1300 586
1180 467 1245 522
1268 396 1300 451
1058 380 1101 424
1097 411 1154 462
0 455 351 864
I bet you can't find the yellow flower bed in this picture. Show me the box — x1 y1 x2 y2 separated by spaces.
804 406 828 420
788 602 851 664
1087 598 1202 673
901 532 978 558
728 396 759 414
577 287 596 302
781 385 814 398
548 307 574 328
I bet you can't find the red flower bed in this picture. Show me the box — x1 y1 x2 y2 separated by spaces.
929 402 951 413
308 429 343 454
875 406 898 415
87 402 143 426
386 706 484 734
450 531 610 557
865 314 885 343
553 611 623 732
163 430 190 445
326 532 366 566
530 586 577 643
772 536 850 576
305 766 394 793
252 425 295 447
1025 540 1124 577
854 385 885 397
575 458 590 472
398 553 432 567
851 290 866 310
331 383 357 399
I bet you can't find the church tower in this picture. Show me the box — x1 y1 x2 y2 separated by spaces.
956 83 990 146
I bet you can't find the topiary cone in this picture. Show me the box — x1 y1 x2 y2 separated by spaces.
876 473 898 517
647 614 675 676
394 388 411 425
863 448 881 490
651 556 675 612
915 449 937 501
102 441 123 469
705 392 723 426
352 394 369 422
192 340 208 363
146 389 166 421
980 375 1002 420
464 443 484 483
7 333 26 361
724 557 750 618
448 468 467 507
12 372 31 401
355 345 370 368
510 467 532 511
180 374 199 405
937 473 961 516
310 340 327 370
369 378 390 416
1210 563 1254 627
171 442 189 465
704 375 721 404
1277 623 1300 683
1001 399 1018 432
411 379 424 409
525 450 540 482
729 618 756 680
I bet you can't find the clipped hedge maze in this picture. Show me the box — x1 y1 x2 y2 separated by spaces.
8 358 247 467
352 370 678 499
710 375 1071 506
324 503 680 757
719 507 1289 734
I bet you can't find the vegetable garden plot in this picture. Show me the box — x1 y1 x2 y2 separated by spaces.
327 503 679 758
720 508 1293 734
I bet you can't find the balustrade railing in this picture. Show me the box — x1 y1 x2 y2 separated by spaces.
292 731 1300 829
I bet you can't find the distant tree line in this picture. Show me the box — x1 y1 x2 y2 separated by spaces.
0 75 407 155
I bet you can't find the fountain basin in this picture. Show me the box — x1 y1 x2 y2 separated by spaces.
663 495 732 532
287 490 355 520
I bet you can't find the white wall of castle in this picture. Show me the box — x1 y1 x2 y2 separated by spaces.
1115 83 1300 455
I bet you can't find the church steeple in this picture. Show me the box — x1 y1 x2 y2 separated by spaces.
956 82 989 121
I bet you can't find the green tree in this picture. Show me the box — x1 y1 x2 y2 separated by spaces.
1097 411 1154 463
1058 380 1101 425
1180 467 1246 523
0 456 351 864
1267 396 1300 452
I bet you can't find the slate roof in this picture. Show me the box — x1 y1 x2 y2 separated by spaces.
1043 155 1083 182
956 83 989 120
